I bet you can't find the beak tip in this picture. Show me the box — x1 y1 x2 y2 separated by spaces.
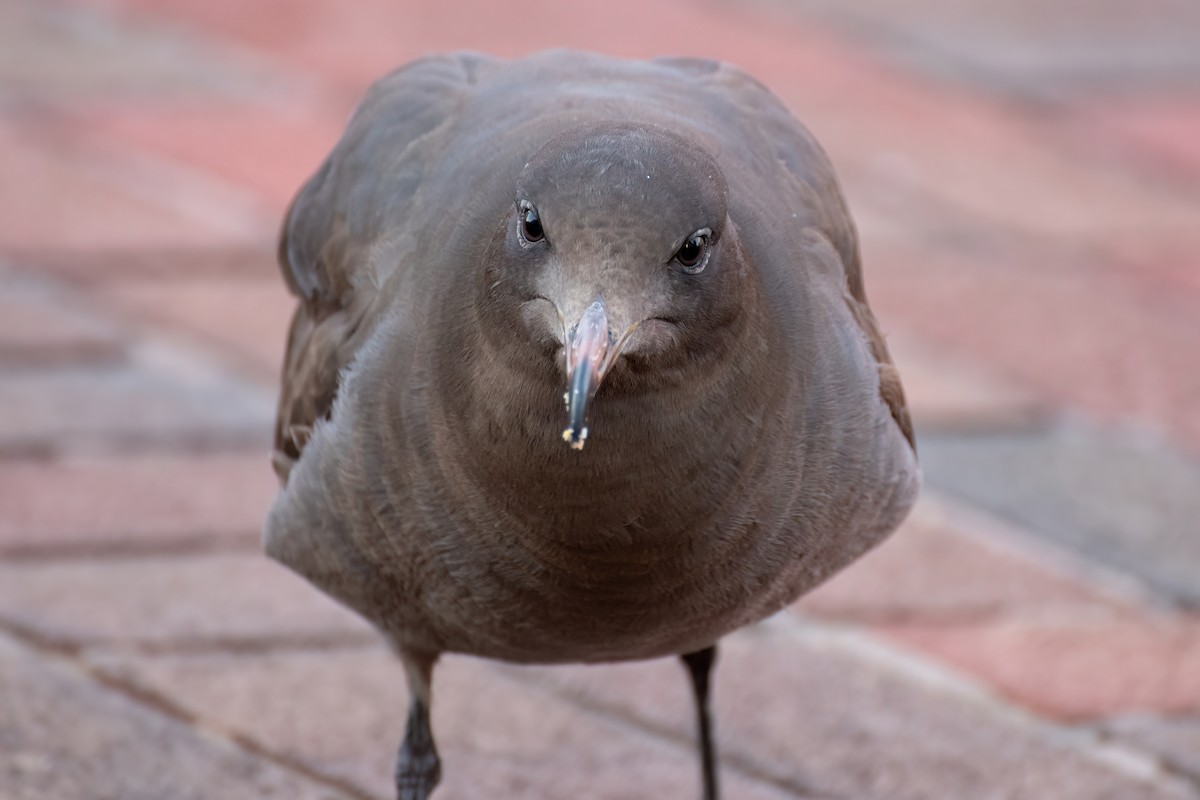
562 426 588 450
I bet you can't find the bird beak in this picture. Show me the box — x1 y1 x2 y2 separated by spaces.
562 298 611 450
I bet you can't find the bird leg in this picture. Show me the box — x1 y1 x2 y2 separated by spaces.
681 644 720 800
395 649 441 800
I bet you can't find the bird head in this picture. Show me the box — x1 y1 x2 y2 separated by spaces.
479 122 747 450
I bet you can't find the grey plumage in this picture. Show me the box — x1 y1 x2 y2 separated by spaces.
265 50 919 798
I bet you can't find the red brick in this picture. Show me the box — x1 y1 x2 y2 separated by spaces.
0 0 280 101
0 452 276 556
508 620 1191 799
82 0 929 102
0 123 261 257
784 68 1199 250
21 244 279 284
884 335 1047 433
1084 92 1200 181
882 611 1200 720
799 496 1113 622
1109 235 1200 308
0 635 349 800
868 244 1200 454
0 270 128 368
88 646 798 799
98 276 294 379
0 350 273 455
0 552 371 647
78 98 351 214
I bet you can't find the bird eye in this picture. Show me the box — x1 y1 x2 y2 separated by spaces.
674 229 711 274
519 202 544 244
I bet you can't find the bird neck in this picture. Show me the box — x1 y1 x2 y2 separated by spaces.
429 306 786 551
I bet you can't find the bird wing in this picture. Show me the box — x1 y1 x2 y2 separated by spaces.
655 57 916 452
272 54 494 481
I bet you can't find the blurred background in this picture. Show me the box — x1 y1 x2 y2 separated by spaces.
1 0 1198 798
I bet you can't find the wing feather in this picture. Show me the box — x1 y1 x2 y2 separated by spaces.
272 54 493 481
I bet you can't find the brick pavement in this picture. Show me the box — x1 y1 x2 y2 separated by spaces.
2 0 1198 797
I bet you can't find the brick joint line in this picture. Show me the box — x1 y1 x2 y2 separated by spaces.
0 615 378 800
497 665 841 799
0 530 263 563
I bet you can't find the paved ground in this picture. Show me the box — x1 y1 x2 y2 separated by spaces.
2 0 1199 797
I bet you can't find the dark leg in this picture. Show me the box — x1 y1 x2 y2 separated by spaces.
395 650 441 800
681 644 720 800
